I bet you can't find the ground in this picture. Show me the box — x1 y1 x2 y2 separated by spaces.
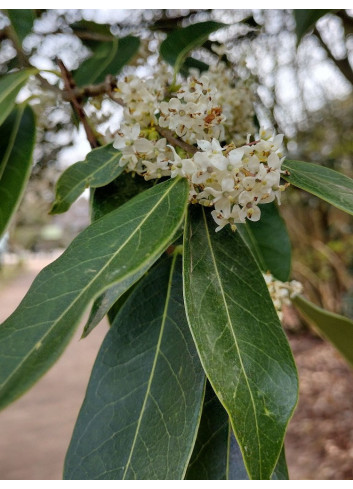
0 257 352 480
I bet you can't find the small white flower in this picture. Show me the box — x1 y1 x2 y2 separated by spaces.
263 273 303 320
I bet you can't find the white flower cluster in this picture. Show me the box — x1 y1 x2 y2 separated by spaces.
263 273 303 321
203 62 256 145
113 63 288 231
159 74 225 144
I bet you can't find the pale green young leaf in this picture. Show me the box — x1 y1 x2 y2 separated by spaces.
64 255 205 479
183 206 298 480
237 202 291 282
160 21 226 74
0 69 36 127
0 105 36 238
283 160 353 216
293 295 353 368
0 178 189 410
50 144 123 215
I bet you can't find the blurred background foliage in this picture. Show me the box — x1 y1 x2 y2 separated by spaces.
1 8 353 318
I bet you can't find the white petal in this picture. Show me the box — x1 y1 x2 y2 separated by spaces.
197 139 212 152
134 138 153 153
228 148 244 167
131 123 141 139
267 153 280 169
221 177 234 192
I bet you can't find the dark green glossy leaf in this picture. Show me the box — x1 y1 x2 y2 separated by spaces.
180 57 209 77
183 206 298 479
81 282 137 338
0 105 36 238
50 144 123 215
185 382 231 480
0 69 36 127
7 9 35 45
229 428 288 480
64 255 205 479
70 20 113 48
91 172 153 221
283 159 353 216
294 10 333 42
271 447 289 480
73 36 140 86
237 203 291 282
293 295 353 368
82 174 154 337
0 177 189 410
160 21 226 73
186 382 289 480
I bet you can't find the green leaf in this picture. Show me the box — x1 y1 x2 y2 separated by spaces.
0 105 36 238
0 177 189 410
183 206 298 480
91 172 153 222
186 383 289 480
0 69 36 127
160 21 226 74
7 9 35 45
294 10 333 42
237 203 291 282
82 173 154 337
70 19 113 49
81 282 136 338
283 159 353 216
271 447 289 480
64 255 205 479
185 382 234 480
180 57 209 77
50 144 123 215
73 36 140 86
293 295 353 368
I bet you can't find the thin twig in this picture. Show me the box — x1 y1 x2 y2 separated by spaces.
155 126 197 155
64 75 124 106
57 58 100 149
245 139 260 146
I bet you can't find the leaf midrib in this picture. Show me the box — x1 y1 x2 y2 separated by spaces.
201 207 262 479
55 150 121 205
90 39 118 85
0 70 33 106
0 178 185 391
122 253 177 479
284 161 353 190
0 106 23 181
283 163 353 214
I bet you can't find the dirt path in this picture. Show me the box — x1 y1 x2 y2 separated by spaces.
0 258 352 479
0 257 108 480
285 332 353 480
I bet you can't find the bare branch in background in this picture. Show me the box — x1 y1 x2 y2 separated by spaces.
313 26 353 86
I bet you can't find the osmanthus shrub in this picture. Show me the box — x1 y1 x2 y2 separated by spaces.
1 12 353 480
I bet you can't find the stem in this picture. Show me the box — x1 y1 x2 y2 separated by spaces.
66 75 124 106
155 126 197 155
57 58 100 149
